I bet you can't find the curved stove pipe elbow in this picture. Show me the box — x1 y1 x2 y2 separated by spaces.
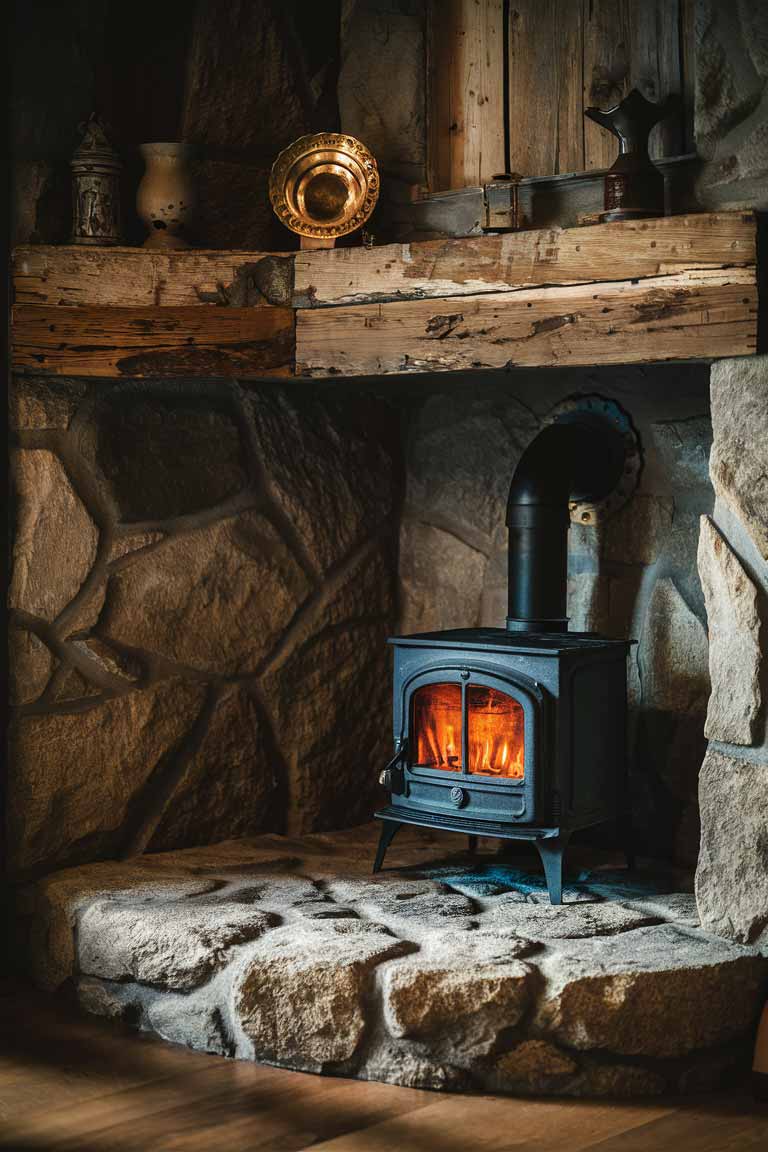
506 412 627 634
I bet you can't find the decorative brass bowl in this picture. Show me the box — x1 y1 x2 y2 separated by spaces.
269 133 379 240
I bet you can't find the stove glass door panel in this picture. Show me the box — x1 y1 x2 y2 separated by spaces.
412 682 462 771
467 685 524 779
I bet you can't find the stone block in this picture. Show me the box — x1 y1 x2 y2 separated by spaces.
78 897 277 991
99 512 311 674
399 519 487 633
259 545 394 833
694 1 765 150
650 417 713 494
8 629 54 705
10 449 98 621
148 687 282 852
360 1042 469 1092
488 901 658 940
243 387 399 577
696 746 768 948
710 357 768 560
10 375 91 431
698 516 762 744
404 393 536 548
536 924 768 1058
79 390 248 523
490 1041 579 1094
234 920 408 1070
383 958 532 1053
602 493 674 566
7 680 206 874
638 577 709 715
78 976 144 1022
327 876 476 931
27 870 221 991
147 994 231 1056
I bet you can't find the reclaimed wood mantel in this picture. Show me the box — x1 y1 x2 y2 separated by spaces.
11 212 758 379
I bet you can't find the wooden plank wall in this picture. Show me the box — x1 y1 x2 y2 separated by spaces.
582 0 683 170
430 0 692 188
428 0 506 191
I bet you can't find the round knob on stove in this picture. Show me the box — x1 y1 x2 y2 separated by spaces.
450 786 467 808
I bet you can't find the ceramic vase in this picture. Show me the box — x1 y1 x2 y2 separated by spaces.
137 143 194 249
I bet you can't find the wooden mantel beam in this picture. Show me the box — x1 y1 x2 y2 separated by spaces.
295 268 757 376
10 212 758 379
293 212 757 308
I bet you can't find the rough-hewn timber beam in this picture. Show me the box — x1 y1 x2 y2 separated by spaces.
12 306 295 378
12 247 294 308
295 268 757 376
293 213 756 307
10 212 759 378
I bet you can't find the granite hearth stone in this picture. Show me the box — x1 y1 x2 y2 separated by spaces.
18 825 768 1098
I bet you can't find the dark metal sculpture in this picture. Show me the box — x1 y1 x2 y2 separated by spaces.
71 115 121 246
585 88 678 222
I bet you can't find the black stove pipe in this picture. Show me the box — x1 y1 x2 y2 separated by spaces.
506 411 627 633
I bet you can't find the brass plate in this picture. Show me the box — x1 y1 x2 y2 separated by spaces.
269 133 379 239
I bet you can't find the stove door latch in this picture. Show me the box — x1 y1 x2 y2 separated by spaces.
379 740 407 794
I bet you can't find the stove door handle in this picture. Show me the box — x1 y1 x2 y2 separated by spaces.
379 741 407 793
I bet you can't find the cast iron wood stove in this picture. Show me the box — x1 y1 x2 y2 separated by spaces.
374 397 638 903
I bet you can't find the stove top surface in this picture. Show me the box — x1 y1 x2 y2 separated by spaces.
388 627 630 655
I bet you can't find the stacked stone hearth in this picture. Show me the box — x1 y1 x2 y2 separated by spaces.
18 826 768 1097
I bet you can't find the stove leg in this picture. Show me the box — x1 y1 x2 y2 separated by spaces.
535 833 572 905
373 820 401 873
467 836 478 856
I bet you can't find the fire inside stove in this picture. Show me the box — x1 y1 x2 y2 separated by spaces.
412 683 525 778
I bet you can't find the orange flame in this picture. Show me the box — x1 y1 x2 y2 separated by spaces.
413 683 524 779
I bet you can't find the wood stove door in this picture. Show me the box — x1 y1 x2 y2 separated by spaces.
399 666 542 826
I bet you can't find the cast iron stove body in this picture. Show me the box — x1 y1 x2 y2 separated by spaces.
373 397 639 903
375 628 630 903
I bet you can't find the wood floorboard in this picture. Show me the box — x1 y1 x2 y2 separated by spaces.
310 1094 674 1152
585 1098 768 1152
1 982 766 1152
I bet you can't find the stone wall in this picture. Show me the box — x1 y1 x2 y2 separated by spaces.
695 356 768 948
694 0 768 211
7 376 401 878
398 364 714 863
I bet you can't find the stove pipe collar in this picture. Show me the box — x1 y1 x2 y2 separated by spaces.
505 408 627 633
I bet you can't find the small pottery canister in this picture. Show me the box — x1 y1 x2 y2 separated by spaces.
136 143 194 248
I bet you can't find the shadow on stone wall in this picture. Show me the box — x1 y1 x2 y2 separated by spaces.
8 377 402 878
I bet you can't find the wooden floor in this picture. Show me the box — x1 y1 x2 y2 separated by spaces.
1 982 766 1152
